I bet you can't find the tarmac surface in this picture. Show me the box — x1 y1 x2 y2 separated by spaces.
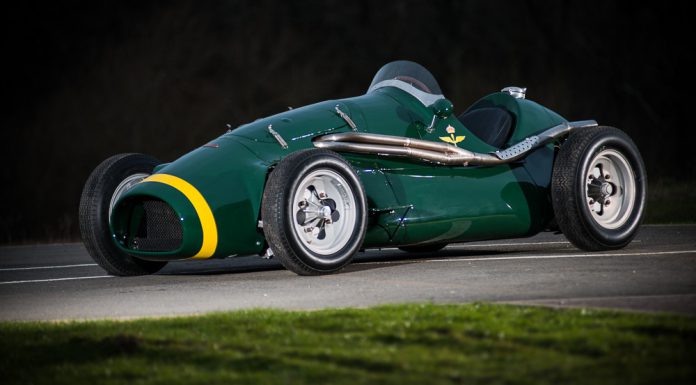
1 225 694 321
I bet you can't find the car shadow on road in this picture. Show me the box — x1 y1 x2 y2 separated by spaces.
343 249 517 273
157 259 284 276
157 248 516 276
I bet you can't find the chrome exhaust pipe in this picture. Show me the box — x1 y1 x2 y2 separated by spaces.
315 135 503 166
313 120 597 166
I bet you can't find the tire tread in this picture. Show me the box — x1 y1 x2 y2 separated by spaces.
552 126 646 250
262 149 367 275
79 153 166 276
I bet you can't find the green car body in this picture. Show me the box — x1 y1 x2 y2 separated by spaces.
110 68 569 261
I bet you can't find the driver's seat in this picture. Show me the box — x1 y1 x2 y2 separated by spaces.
457 107 513 148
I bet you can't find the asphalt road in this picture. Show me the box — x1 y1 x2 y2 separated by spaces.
1 225 695 321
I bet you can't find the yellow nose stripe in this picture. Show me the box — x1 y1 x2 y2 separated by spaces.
143 174 218 259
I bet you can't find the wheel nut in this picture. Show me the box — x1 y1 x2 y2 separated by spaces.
319 192 327 198
605 199 611 206
605 174 610 180
304 227 314 233
589 199 595 204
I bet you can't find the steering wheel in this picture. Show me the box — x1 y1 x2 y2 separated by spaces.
394 75 432 93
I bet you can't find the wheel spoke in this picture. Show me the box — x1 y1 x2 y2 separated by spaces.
297 208 323 226
304 188 321 208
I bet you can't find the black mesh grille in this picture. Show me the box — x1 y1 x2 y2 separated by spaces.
128 199 183 252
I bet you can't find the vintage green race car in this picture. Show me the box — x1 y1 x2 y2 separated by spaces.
80 61 647 276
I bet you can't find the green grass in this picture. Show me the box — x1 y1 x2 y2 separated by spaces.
645 178 696 223
1 304 694 385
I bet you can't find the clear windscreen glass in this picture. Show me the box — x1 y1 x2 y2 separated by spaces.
368 61 443 95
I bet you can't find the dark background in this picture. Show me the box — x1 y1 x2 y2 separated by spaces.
1 0 692 243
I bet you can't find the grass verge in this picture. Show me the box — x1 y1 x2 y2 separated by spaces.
645 178 696 223
1 303 694 384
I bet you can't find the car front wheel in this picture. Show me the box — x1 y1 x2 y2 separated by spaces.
80 153 168 275
262 149 367 275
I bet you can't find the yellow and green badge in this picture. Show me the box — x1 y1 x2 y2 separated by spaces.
439 125 465 146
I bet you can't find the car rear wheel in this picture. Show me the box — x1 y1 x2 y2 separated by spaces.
551 126 646 250
262 149 367 275
80 153 167 275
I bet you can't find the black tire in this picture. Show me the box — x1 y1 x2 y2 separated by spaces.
80 153 167 275
552 126 646 251
399 243 448 253
262 149 367 275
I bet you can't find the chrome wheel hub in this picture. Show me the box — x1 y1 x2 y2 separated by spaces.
292 169 356 257
585 149 636 229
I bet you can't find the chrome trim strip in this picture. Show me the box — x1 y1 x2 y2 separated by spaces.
268 124 288 149
335 105 358 131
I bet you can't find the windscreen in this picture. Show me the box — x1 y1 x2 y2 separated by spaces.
368 60 443 95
